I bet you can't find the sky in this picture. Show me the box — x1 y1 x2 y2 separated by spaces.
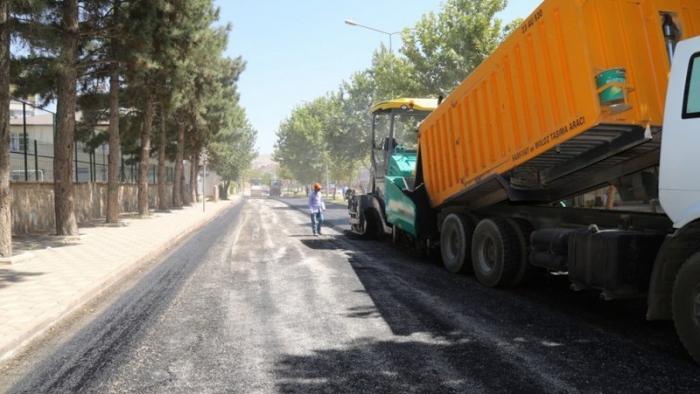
216 0 543 155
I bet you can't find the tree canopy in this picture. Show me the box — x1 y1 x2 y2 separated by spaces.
0 0 519 254
273 0 520 188
1 0 256 245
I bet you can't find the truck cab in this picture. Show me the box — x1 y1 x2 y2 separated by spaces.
659 36 700 229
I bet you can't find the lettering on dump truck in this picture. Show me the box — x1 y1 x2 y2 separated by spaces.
551 116 586 140
511 116 586 162
512 146 532 161
521 8 543 34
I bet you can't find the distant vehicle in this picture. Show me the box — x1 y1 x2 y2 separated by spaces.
269 179 282 196
249 178 263 197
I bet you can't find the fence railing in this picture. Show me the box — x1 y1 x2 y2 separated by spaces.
9 98 175 184
10 139 174 184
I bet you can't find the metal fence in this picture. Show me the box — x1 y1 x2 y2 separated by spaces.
10 139 175 184
8 99 175 184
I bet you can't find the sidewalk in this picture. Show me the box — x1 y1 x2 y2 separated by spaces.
0 197 239 362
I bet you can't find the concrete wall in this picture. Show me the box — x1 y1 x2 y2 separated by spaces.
10 182 176 235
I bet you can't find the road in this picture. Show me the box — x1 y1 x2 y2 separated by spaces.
1 196 698 393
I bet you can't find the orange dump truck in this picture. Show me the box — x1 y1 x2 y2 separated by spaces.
419 0 700 208
353 0 700 363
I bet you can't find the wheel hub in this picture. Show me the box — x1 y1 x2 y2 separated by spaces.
479 238 496 273
448 230 459 259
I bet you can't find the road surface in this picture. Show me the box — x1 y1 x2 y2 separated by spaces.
1 196 698 393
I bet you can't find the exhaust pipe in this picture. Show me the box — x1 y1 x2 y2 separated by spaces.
662 14 679 63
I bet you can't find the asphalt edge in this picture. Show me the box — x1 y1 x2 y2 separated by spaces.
0 198 241 363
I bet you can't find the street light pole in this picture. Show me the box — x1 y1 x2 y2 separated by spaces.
344 19 402 73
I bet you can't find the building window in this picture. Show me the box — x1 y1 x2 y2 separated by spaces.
10 133 22 152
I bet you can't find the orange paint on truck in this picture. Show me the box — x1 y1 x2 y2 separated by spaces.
418 0 700 207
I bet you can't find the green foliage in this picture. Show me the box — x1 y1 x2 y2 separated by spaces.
8 0 515 199
10 0 257 173
209 106 258 183
273 100 328 185
273 0 516 188
398 0 510 97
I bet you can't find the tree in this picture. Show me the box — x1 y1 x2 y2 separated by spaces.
209 106 257 200
70 0 132 224
332 72 376 178
119 0 233 215
53 0 80 236
209 82 257 199
11 0 95 236
273 1 521 192
393 0 515 97
273 99 331 185
157 0 228 208
120 0 165 216
171 111 187 208
0 0 10 257
105 0 125 223
181 25 237 204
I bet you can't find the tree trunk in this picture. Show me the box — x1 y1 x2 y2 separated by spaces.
106 30 121 223
190 149 198 204
157 104 167 211
0 1 12 257
137 91 154 216
54 0 79 236
172 122 184 208
221 181 230 200
181 169 189 205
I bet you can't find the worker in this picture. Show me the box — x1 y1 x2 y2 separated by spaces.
308 182 326 236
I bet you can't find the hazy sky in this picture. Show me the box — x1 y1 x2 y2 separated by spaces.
217 0 543 155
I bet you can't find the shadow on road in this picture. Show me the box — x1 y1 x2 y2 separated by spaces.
273 337 550 394
273 196 700 392
289 230 698 393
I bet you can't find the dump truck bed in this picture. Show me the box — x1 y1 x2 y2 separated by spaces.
418 0 700 209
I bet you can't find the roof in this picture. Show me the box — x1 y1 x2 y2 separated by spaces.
9 112 108 126
9 113 55 126
370 98 439 114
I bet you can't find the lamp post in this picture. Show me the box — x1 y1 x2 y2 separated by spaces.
344 19 403 73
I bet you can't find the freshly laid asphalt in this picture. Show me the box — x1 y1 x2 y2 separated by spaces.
0 194 351 363
0 196 241 362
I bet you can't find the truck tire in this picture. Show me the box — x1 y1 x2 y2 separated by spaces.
361 209 381 240
440 213 475 273
672 253 700 364
506 218 534 286
471 218 521 287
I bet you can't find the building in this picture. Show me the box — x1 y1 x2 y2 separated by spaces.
8 110 176 184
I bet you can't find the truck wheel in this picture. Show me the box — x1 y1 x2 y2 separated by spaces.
506 218 534 286
471 218 521 287
440 213 475 273
361 209 381 240
672 253 700 363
